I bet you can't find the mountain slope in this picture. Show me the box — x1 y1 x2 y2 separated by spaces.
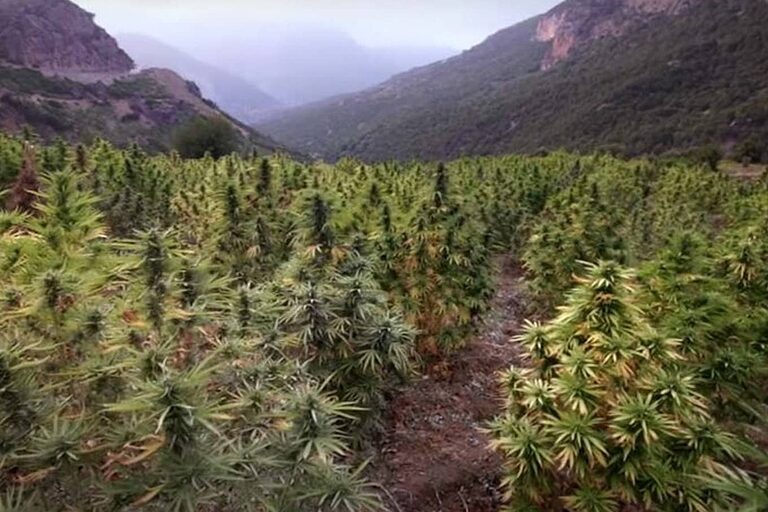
258 16 547 159
0 65 286 154
259 0 768 161
0 0 133 76
117 33 282 123
0 0 288 155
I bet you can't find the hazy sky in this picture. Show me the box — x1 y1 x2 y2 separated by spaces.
74 0 560 50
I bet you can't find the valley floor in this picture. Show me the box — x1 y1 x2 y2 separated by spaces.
370 256 527 512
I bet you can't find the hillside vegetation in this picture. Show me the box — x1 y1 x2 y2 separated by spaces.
260 0 768 162
0 65 286 155
0 134 766 510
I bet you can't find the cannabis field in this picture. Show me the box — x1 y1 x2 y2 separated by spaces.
0 134 766 511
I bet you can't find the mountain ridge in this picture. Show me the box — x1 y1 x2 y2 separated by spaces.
117 33 282 123
0 0 288 155
258 15 547 159
0 0 134 77
259 0 767 162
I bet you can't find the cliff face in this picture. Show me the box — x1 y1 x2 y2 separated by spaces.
0 0 134 74
535 0 694 69
0 0 290 155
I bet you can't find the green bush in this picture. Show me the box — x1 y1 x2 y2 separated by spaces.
687 145 723 171
172 116 241 159
735 136 765 165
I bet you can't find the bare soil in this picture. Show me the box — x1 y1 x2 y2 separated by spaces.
721 161 767 181
371 256 527 512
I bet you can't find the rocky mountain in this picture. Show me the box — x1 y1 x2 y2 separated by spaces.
259 0 768 162
117 34 282 123
535 0 693 69
0 0 287 155
0 0 133 78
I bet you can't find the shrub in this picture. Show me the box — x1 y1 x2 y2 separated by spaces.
735 136 765 165
687 145 723 171
172 116 241 159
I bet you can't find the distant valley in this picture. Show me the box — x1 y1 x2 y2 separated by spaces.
119 28 456 122
179 26 457 107
259 0 768 162
117 34 283 124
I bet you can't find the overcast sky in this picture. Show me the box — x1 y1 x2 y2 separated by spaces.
74 0 561 50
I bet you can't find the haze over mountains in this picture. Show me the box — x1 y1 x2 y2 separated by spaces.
260 0 768 162
118 29 456 111
181 27 457 107
75 0 544 111
116 33 283 123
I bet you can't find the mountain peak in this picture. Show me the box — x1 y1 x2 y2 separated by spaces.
0 0 134 76
535 0 695 69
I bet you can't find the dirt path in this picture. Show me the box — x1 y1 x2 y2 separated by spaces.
371 256 527 512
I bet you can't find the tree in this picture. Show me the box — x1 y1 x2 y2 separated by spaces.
735 136 764 165
687 145 723 171
173 116 241 159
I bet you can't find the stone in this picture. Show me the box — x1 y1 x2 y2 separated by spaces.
0 0 134 74
535 0 696 70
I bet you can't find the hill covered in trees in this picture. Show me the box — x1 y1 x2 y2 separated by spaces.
260 0 768 162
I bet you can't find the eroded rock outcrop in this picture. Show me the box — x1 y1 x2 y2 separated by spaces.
0 0 134 74
535 0 695 69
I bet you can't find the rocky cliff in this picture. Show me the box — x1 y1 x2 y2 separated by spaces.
0 0 290 156
0 0 134 74
535 0 694 69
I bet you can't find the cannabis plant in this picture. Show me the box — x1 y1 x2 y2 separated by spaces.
490 261 750 511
